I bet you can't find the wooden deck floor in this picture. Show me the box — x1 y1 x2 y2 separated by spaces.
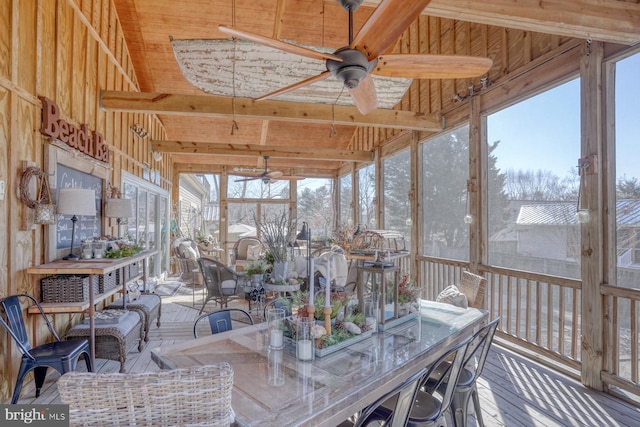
6 295 640 426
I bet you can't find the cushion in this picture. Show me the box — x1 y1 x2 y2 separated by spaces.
83 309 127 325
246 244 261 261
436 285 469 309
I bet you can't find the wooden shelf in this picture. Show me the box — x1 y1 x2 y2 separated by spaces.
28 285 122 315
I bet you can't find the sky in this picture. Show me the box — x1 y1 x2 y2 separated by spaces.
488 52 639 183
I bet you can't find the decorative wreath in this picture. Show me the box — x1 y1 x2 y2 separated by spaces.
19 166 46 209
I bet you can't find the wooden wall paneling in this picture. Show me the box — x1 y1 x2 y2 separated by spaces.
38 0 56 98
108 2 116 55
56 0 73 117
71 14 88 123
0 87 9 292
0 0 11 80
17 0 37 95
85 33 98 130
418 15 429 115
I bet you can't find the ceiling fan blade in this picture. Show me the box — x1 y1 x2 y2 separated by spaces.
273 175 306 181
255 71 332 102
373 54 493 79
234 176 260 182
351 0 432 60
266 171 284 179
348 75 378 115
218 26 343 63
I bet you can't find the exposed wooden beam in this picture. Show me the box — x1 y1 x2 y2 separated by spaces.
362 0 640 45
153 141 373 162
100 91 442 132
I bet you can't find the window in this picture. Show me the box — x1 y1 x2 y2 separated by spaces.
383 148 411 245
227 175 289 199
339 173 353 226
297 178 334 241
421 125 470 261
486 79 581 277
358 164 376 227
122 173 169 279
615 51 640 287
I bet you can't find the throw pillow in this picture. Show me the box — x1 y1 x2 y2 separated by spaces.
436 285 469 309
246 244 261 261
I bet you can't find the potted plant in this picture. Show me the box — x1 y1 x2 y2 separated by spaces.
246 259 268 284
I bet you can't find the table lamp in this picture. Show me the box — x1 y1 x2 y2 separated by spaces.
57 188 97 260
296 222 314 320
105 198 133 239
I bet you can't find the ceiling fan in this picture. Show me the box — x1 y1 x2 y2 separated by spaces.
234 156 305 184
218 0 493 115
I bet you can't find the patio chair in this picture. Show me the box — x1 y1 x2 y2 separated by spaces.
263 296 293 321
337 367 427 427
438 317 500 427
371 336 471 427
193 308 254 338
0 293 93 404
198 257 242 314
459 271 487 309
58 364 234 427
232 237 264 272
173 237 200 283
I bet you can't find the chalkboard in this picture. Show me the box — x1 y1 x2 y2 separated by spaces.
56 164 103 249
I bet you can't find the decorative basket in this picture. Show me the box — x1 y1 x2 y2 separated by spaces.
98 271 119 293
41 274 99 303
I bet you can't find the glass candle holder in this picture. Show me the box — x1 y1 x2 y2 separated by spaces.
267 308 285 350
295 318 315 362
93 240 107 259
81 240 94 260
364 295 380 333
267 348 285 387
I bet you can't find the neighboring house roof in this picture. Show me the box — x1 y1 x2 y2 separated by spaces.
617 199 640 227
202 203 219 221
517 203 577 226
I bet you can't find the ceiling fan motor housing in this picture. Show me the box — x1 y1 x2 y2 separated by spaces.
338 0 363 11
326 48 377 89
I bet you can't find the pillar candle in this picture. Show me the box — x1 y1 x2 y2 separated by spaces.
270 329 283 348
297 339 313 361
308 258 314 304
325 258 331 307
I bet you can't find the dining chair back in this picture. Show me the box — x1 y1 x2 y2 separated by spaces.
58 364 234 426
198 257 242 314
0 294 93 403
337 367 427 427
459 271 487 309
193 308 254 338
449 317 500 427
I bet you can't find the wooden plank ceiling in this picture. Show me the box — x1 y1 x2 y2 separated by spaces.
111 0 640 175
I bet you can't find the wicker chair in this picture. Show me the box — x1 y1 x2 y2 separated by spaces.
198 257 243 314
459 271 487 309
58 364 234 427
231 237 264 272
173 238 200 283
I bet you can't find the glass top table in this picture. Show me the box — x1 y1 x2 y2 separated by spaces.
151 300 487 427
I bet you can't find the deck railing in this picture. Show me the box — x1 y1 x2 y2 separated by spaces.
418 256 640 398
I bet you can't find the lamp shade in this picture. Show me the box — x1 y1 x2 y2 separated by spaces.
296 222 310 241
105 198 134 219
57 188 96 216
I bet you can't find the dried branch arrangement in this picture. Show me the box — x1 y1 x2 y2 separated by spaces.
255 210 295 263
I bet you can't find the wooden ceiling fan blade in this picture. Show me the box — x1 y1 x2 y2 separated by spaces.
266 171 284 179
274 175 306 181
350 0 432 60
348 75 378 115
218 26 343 63
373 54 493 79
255 71 332 102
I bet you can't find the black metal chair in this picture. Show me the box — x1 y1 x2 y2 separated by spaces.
442 317 500 427
367 336 471 427
193 308 254 338
336 367 427 427
197 257 242 314
0 293 93 403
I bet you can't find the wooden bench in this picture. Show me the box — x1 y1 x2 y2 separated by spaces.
64 310 143 373
105 293 162 342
